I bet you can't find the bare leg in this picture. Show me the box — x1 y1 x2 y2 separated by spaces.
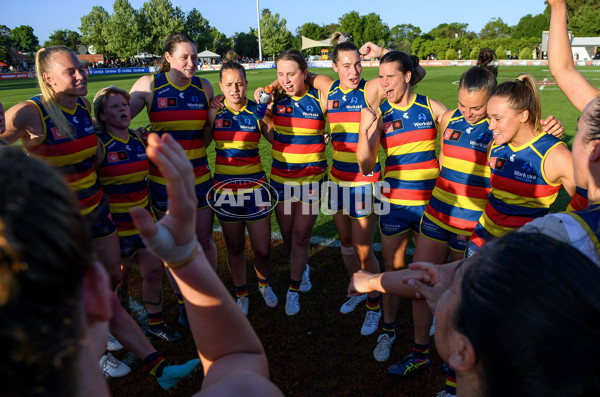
246 217 272 280
333 212 361 277
135 249 164 315
381 231 411 324
92 233 122 288
411 235 450 345
221 221 248 287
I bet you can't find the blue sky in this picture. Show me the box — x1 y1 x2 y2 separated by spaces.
4 0 549 45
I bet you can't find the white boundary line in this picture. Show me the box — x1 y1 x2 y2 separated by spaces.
212 225 415 256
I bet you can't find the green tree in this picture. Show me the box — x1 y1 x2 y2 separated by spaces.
569 5 600 36
427 22 471 39
519 47 532 59
445 48 458 60
0 25 11 64
323 23 340 37
390 24 421 52
469 46 481 60
43 30 81 50
138 0 185 55
362 13 389 47
232 30 258 58
256 9 293 59
184 8 212 51
105 0 140 58
79 6 110 55
11 25 38 52
495 45 507 59
479 17 512 39
513 13 549 39
338 11 389 47
210 27 230 56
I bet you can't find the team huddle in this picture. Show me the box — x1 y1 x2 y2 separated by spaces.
1 0 599 396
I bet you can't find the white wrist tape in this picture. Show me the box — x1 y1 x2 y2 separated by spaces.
143 224 199 264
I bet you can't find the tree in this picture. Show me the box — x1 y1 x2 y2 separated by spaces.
0 25 11 63
79 6 110 55
138 0 185 55
105 0 140 58
512 13 549 39
519 47 532 59
43 30 81 50
184 8 212 51
338 11 364 44
445 48 458 60
479 17 512 39
210 27 230 56
469 46 481 60
427 22 471 39
362 13 389 47
390 24 422 52
11 25 38 52
569 5 600 36
256 9 293 59
232 30 258 58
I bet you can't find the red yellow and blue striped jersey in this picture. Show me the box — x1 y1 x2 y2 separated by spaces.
96 130 149 237
379 94 439 206
26 95 101 215
212 99 266 192
148 73 210 186
424 109 492 234
327 79 380 185
471 132 564 246
567 186 588 211
563 201 600 255
271 87 327 188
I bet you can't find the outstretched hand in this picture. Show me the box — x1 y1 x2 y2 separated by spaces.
130 133 197 246
403 262 451 313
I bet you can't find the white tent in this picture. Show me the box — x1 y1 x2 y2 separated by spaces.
198 50 221 60
301 36 331 50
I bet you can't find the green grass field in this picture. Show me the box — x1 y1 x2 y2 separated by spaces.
2 65 595 242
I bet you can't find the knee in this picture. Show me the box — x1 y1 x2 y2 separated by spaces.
341 245 355 256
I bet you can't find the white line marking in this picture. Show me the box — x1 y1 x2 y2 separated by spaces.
212 225 414 255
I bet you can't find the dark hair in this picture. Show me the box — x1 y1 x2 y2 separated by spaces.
0 147 92 396
380 51 420 87
219 61 246 81
459 48 498 94
158 33 197 74
456 232 600 397
491 73 542 132
274 49 308 100
332 41 359 65
581 95 600 143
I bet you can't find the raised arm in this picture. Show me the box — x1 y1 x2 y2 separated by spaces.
548 0 600 111
306 72 334 94
129 75 153 119
130 133 282 396
356 107 381 175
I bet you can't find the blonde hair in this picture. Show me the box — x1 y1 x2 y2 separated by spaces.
93 86 130 133
35 46 78 139
492 73 542 132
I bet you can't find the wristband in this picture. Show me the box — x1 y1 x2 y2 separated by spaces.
378 47 384 58
142 224 199 268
